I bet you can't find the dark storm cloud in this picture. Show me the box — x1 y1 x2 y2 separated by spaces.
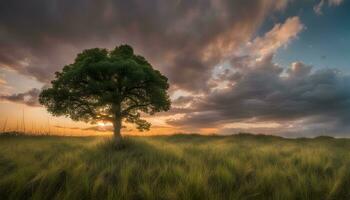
0 0 287 90
0 88 41 106
168 56 350 135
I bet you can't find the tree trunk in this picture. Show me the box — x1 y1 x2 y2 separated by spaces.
113 117 122 143
113 101 123 144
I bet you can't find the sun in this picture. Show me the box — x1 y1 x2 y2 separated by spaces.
97 122 106 127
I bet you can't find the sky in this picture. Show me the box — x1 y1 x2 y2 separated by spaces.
0 0 350 137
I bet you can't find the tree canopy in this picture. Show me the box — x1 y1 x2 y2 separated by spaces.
39 45 171 139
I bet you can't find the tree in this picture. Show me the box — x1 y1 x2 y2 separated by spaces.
39 45 171 142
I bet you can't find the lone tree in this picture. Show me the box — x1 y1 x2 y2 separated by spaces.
39 45 171 142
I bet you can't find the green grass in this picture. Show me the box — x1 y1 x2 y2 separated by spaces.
1 134 350 200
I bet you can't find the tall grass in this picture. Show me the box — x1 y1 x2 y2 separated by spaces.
0 134 350 199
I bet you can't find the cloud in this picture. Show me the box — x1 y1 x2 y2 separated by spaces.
167 16 350 137
286 61 312 78
0 74 13 94
329 0 343 6
0 78 6 86
169 56 350 136
314 0 325 15
250 16 304 58
172 96 194 107
209 16 304 90
0 88 41 106
0 0 290 91
313 0 343 15
2 1 349 137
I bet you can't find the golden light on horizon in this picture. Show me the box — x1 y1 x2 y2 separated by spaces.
97 122 106 127
0 101 185 136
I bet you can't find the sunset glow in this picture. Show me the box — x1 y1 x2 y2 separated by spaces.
1 0 350 137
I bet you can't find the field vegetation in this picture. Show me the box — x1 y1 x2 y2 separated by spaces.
0 134 350 199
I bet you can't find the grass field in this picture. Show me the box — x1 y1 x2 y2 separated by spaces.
0 134 350 200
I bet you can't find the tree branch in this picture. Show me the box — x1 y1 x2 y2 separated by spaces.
122 103 150 116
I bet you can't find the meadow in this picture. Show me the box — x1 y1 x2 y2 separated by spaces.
0 134 350 200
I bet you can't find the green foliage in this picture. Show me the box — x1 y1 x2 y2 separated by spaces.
1 134 350 199
39 45 171 132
